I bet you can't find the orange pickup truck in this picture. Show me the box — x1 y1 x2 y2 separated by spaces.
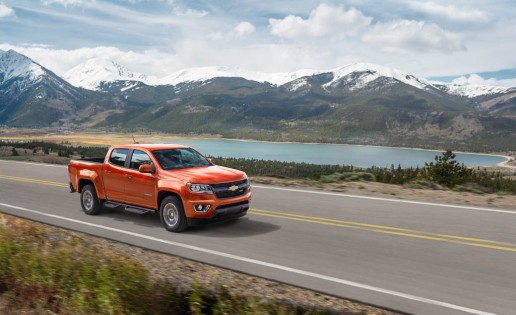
68 144 251 232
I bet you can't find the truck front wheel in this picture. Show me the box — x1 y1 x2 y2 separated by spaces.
81 184 102 215
160 196 187 232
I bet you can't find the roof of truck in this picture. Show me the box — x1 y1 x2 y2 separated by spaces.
110 143 190 150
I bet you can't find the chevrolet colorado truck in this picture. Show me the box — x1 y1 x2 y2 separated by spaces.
68 144 251 232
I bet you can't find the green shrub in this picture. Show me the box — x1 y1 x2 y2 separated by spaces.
403 180 443 190
453 182 491 194
0 221 151 315
320 172 376 183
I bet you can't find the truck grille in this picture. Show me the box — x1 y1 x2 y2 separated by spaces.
212 179 249 199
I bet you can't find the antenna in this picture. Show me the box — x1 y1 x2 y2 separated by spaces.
132 135 138 144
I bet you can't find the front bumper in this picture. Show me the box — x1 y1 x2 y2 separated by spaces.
186 201 249 226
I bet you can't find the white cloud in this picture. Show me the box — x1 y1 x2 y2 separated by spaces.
210 21 256 40
269 3 372 40
172 7 208 17
2 1 515 87
363 20 465 53
405 1 490 23
41 0 96 7
234 22 255 37
452 74 516 88
164 0 207 17
0 3 15 17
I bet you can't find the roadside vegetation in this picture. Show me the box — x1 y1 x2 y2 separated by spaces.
212 150 516 194
1 140 515 194
0 214 342 315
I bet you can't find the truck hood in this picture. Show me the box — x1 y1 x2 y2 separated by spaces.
160 165 246 184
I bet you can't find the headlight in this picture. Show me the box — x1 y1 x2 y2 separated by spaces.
188 183 213 194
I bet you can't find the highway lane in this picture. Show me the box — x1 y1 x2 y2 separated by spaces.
1 160 516 315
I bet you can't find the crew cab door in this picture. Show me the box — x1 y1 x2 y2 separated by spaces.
103 148 129 202
124 149 157 208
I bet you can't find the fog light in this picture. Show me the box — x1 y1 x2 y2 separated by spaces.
194 204 211 213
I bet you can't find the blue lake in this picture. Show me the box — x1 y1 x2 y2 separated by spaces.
148 138 507 168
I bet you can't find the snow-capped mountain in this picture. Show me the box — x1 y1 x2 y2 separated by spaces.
151 63 431 91
64 58 149 91
432 82 513 98
151 66 320 86
58 55 514 99
323 62 429 91
0 50 103 126
0 49 46 94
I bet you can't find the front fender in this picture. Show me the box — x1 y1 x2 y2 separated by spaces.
157 178 186 196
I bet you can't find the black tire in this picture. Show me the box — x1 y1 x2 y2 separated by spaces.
80 184 102 215
159 196 188 232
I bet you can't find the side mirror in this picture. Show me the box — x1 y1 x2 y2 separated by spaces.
139 164 154 174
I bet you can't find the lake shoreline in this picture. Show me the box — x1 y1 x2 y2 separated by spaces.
0 129 512 167
144 136 513 169
154 135 513 164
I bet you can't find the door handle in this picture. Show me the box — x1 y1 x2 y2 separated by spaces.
126 174 133 179
105 170 111 174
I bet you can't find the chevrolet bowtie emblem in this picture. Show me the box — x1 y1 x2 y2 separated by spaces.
228 185 239 191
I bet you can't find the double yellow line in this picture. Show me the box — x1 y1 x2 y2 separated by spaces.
250 208 516 253
1 173 516 253
0 174 69 188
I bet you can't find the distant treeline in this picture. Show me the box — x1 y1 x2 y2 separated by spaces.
2 140 515 194
0 140 108 157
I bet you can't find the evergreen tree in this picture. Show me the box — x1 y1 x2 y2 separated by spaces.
425 149 472 187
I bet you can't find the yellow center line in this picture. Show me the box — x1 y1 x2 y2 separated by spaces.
249 209 516 253
0 174 69 188
251 208 516 248
1 174 514 252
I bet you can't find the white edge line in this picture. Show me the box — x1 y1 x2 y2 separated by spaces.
0 202 497 315
253 185 516 215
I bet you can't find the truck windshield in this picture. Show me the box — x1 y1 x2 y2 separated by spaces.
152 148 211 170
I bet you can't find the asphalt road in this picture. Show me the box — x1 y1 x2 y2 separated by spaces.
1 159 515 315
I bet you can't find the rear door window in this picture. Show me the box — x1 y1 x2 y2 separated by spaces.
109 148 128 167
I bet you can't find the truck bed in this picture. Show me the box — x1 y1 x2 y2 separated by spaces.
73 157 105 164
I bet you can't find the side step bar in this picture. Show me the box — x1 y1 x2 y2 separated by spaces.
104 201 157 215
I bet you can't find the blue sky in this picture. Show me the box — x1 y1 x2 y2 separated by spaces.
1 0 515 86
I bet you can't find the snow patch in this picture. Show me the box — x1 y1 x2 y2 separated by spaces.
120 82 139 92
286 78 310 91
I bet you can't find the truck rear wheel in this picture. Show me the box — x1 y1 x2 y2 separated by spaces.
160 196 187 232
81 184 102 215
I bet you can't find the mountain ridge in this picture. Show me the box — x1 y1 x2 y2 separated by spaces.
63 56 514 99
1 50 516 152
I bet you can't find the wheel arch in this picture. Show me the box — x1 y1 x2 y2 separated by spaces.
157 190 183 209
78 179 94 193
